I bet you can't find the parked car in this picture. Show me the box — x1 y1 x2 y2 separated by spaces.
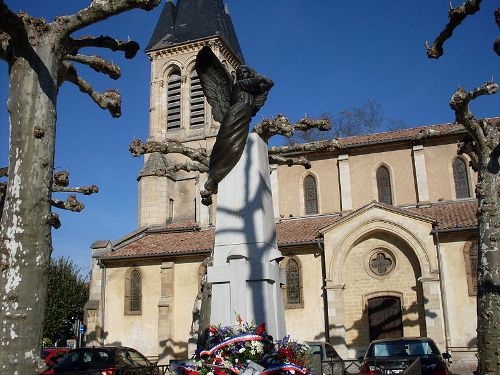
43 346 157 374
306 341 345 375
41 348 70 370
359 337 451 375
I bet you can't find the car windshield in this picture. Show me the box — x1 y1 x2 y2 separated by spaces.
55 349 112 369
367 340 440 357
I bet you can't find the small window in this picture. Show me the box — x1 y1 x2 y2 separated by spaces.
376 166 393 205
125 268 142 315
168 198 174 223
453 158 471 199
304 175 319 215
464 240 478 296
190 70 205 129
284 257 303 308
167 69 182 130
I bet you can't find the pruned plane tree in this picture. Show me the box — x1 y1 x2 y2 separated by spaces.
426 1 499 374
0 1 160 374
129 114 332 204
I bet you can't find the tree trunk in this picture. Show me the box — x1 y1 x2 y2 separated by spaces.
477 147 500 375
0 38 59 374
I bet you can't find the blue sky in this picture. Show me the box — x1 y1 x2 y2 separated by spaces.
0 1 498 276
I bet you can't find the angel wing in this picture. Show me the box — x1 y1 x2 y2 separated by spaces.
195 46 233 123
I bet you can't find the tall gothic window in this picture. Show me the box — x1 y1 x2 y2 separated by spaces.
464 240 478 296
125 268 142 315
453 158 471 199
304 175 319 215
376 166 393 205
190 70 205 128
166 69 181 130
285 258 303 308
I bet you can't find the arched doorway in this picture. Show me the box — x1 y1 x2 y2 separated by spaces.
368 296 403 341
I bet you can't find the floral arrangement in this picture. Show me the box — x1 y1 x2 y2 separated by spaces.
181 319 313 375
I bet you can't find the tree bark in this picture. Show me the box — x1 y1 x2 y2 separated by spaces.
449 83 499 375
0 36 59 373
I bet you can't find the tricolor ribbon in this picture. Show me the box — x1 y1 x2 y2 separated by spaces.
262 363 308 375
200 334 264 356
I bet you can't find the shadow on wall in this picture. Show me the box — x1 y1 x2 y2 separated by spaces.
159 338 188 362
84 326 122 347
314 294 436 359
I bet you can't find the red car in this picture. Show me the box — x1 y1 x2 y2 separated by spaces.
40 348 70 374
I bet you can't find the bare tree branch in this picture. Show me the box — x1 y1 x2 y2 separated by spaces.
268 140 337 155
0 1 25 40
64 54 121 79
166 162 209 174
458 134 479 171
51 195 84 212
53 171 69 187
53 0 160 37
67 35 140 59
253 115 331 143
449 81 499 153
61 62 121 118
49 213 61 229
268 155 311 169
495 8 500 56
425 0 482 59
0 32 13 63
129 139 209 166
52 185 99 195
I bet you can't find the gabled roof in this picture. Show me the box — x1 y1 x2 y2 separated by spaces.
101 200 478 261
146 0 244 63
272 117 500 155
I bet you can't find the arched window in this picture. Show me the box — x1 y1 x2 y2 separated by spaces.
453 158 471 199
464 239 478 296
376 166 393 205
190 70 205 128
304 175 318 215
125 268 142 315
284 258 303 308
166 69 182 130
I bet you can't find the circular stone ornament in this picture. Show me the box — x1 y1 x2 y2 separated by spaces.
367 249 395 277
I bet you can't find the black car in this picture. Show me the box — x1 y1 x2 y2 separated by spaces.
49 346 157 374
359 337 451 375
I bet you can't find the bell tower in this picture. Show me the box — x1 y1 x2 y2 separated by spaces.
138 0 244 228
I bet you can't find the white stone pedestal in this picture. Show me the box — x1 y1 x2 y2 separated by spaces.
207 133 286 340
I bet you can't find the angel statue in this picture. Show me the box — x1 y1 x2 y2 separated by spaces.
195 46 274 205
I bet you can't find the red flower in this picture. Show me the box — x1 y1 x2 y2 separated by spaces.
210 326 218 334
279 348 293 358
255 323 266 335
214 368 228 375
183 370 199 375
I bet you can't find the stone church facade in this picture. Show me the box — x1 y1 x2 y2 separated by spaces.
84 1 488 372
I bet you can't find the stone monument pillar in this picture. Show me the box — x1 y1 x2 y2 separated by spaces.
206 132 286 340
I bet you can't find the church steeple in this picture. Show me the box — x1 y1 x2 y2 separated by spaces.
146 0 244 63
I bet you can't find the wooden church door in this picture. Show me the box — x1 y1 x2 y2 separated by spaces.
368 296 403 341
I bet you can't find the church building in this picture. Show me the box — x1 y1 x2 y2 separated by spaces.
84 1 487 372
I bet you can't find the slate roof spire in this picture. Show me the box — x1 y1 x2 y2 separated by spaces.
146 0 244 63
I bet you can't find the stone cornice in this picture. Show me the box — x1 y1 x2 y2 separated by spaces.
146 36 242 69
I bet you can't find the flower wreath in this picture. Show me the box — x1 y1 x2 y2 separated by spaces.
181 320 313 375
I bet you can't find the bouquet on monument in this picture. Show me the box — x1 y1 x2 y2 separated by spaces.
181 317 313 375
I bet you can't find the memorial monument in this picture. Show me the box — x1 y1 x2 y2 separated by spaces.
195 46 286 340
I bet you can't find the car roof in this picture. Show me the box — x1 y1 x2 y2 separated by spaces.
369 337 434 344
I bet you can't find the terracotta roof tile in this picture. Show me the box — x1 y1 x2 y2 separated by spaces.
102 201 477 260
104 229 214 259
404 200 477 231
276 215 341 245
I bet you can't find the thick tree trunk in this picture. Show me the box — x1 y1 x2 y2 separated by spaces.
0 39 59 374
476 147 500 375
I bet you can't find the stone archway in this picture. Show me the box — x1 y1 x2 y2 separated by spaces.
323 215 443 358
